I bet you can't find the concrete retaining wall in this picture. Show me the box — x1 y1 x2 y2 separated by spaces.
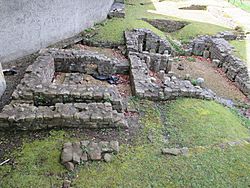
0 0 114 63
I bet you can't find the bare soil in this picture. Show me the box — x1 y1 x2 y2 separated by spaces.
172 56 247 102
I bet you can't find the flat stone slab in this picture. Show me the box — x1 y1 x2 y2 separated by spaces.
61 140 119 171
0 102 127 130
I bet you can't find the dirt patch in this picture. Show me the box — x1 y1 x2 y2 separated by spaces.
142 18 189 33
179 5 207 10
172 56 247 102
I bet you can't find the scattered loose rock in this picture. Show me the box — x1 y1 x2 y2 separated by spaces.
104 153 113 163
61 140 119 171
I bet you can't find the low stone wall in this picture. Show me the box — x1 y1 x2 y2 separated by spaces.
61 140 119 171
125 29 216 101
11 49 124 109
33 85 123 112
125 29 173 73
108 2 125 18
0 49 127 131
125 29 172 55
129 52 216 100
0 102 127 131
188 35 250 96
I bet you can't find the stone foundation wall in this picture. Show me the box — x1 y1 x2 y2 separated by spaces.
188 35 250 96
0 49 127 131
125 29 173 74
129 52 216 101
125 29 172 55
0 103 126 131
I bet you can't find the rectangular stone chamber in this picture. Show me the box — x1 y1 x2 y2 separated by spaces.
0 49 129 131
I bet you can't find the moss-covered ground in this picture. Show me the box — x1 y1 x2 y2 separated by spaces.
89 0 228 44
1 99 249 187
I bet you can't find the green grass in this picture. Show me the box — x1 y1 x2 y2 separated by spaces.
169 22 228 43
229 0 250 13
166 99 250 147
230 40 247 62
1 99 249 187
73 100 250 187
90 0 228 44
0 131 68 188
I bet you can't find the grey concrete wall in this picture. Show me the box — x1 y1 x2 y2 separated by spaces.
0 0 114 63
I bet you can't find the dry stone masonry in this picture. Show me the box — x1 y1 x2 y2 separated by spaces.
108 0 125 19
187 34 250 96
0 49 128 130
125 29 216 101
0 103 126 130
0 28 242 131
61 140 119 171
128 52 216 100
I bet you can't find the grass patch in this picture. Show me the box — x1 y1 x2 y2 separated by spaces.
90 0 228 44
230 40 247 62
229 0 250 13
166 99 250 147
169 22 228 43
73 100 250 187
0 131 69 188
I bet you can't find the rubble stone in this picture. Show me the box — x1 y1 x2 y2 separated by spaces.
61 140 119 170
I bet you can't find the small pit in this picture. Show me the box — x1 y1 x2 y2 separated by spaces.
142 18 189 33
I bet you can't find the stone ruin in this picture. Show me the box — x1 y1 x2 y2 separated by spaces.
61 140 119 171
125 29 216 100
1 28 247 172
0 29 226 131
2 28 245 132
186 33 250 96
108 0 125 18
0 49 128 130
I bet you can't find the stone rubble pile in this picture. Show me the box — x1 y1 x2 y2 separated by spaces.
187 35 250 96
61 140 119 171
0 49 127 130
